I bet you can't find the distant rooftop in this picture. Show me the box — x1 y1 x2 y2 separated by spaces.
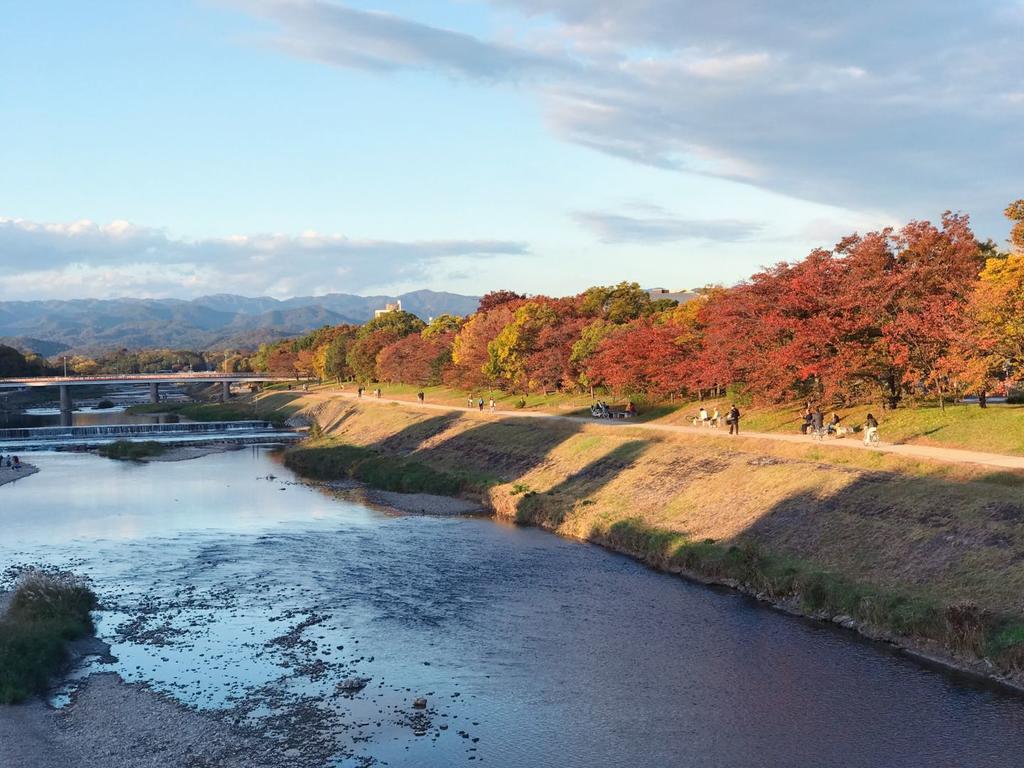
646 287 700 304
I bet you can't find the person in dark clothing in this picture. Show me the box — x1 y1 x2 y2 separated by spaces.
827 413 841 434
811 407 824 434
478 398 485 411
800 409 813 434
417 391 425 404
727 404 741 435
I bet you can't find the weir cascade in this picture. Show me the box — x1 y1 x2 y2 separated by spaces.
0 420 299 450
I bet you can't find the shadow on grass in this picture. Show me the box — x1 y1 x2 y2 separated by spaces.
514 439 651 526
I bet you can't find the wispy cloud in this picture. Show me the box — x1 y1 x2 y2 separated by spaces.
229 0 1024 227
0 217 528 300
572 208 762 244
235 0 569 80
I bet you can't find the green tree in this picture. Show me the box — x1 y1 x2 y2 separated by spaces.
484 302 558 391
422 314 463 338
358 310 425 339
579 282 652 323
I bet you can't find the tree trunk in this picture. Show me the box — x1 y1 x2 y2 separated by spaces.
979 390 988 409
886 370 900 410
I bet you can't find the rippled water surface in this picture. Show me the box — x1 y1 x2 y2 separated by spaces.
2 448 1024 767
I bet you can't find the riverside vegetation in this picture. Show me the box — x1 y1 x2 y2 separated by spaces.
97 440 167 461
0 570 98 704
282 396 1024 686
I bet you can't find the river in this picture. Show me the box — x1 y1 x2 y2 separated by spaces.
2 447 1023 767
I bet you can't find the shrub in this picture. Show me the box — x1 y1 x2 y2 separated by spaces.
0 569 97 704
97 440 166 460
284 442 465 496
990 624 1024 673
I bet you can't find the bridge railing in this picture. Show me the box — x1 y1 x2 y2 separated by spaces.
0 373 302 384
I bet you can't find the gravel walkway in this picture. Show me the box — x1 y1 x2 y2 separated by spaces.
306 391 1024 471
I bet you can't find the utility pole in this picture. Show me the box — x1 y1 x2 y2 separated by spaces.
63 356 68 377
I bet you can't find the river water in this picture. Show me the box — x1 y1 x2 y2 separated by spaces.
1 448 1023 767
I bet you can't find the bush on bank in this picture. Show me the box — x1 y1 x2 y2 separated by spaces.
98 440 166 461
0 570 97 704
285 441 465 496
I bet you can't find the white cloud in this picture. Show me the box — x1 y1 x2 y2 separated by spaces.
228 0 1024 233
0 216 529 300
572 208 762 244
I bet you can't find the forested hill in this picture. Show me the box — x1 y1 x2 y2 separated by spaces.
0 290 478 354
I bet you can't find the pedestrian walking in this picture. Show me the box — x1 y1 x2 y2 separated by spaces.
726 404 741 435
478 397 484 411
417 391 425 404
489 398 496 412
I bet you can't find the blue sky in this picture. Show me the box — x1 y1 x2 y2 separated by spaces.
1 1 1021 300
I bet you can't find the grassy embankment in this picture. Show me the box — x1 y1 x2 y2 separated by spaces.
0 571 97 704
302 381 1024 456
281 395 1024 683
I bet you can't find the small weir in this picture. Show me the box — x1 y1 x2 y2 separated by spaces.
0 420 300 450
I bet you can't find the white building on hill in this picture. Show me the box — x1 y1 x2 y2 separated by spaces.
374 300 402 318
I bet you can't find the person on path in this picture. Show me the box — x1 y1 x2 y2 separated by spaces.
864 413 879 445
811 407 824 435
417 391 424 404
12 456 20 470
489 398 496 412
828 412 841 435
711 408 720 427
699 406 709 426
358 386 364 398
727 404 741 435
468 396 474 409
478 397 485 411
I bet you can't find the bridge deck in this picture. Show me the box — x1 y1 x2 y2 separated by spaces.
0 374 298 388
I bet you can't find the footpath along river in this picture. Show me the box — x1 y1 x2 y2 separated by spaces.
2 447 1024 767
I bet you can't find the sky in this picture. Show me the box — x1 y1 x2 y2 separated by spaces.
1 0 1021 301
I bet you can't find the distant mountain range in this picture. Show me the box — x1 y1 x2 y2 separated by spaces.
0 290 479 355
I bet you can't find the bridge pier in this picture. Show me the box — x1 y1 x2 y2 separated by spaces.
222 381 231 401
149 382 160 404
59 384 73 427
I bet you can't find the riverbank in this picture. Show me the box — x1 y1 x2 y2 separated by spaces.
282 396 1024 689
0 673 293 768
0 464 38 487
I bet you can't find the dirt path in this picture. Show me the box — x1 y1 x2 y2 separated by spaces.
297 390 1024 471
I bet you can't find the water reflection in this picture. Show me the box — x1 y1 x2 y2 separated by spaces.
2 449 1023 767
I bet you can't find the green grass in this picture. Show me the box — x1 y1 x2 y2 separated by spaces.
0 570 97 704
97 440 166 460
284 440 467 495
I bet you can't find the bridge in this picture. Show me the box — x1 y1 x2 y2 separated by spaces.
0 373 298 418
